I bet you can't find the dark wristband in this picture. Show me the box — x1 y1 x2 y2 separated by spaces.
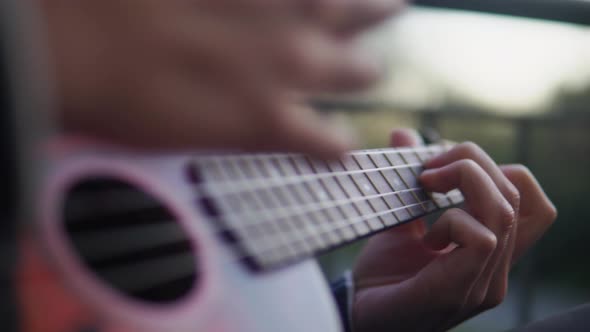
331 271 355 332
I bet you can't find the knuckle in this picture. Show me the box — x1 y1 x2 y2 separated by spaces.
475 232 498 256
498 203 517 232
504 184 521 213
458 159 481 174
511 164 533 177
455 141 483 158
544 203 558 226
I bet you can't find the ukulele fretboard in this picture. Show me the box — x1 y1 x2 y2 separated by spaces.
187 144 463 271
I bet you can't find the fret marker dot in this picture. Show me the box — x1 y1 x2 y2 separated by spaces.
318 191 327 200
363 184 372 192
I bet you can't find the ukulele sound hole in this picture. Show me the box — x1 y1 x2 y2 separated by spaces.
62 177 198 304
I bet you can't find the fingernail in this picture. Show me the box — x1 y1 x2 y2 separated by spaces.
420 169 435 178
423 156 440 169
419 169 437 184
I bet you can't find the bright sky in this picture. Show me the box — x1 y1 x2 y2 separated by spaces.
367 8 590 114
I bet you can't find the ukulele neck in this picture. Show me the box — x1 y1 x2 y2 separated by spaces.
188 144 463 271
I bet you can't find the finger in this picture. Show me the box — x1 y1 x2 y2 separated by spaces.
420 159 516 305
501 164 557 263
198 0 404 37
311 0 406 36
425 142 521 215
390 128 423 148
271 28 380 92
262 103 356 159
421 160 516 237
423 143 520 320
184 10 380 93
194 0 305 16
423 143 520 303
416 209 496 319
388 128 427 235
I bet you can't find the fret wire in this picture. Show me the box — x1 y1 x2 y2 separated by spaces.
229 157 300 259
250 156 315 255
381 152 421 218
433 143 465 206
210 157 285 261
409 150 438 212
217 187 429 225
350 155 388 228
200 145 445 162
365 153 406 223
72 191 464 283
271 156 334 249
218 193 463 258
265 159 325 251
289 156 350 241
284 156 344 245
415 148 453 208
369 152 415 221
411 149 442 211
351 145 442 156
320 160 372 236
194 162 424 195
195 144 458 265
131 189 458 288
304 157 363 238
255 156 324 250
355 154 413 226
397 151 430 213
327 157 373 233
203 157 269 258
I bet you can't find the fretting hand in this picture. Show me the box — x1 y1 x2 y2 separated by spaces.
352 129 557 332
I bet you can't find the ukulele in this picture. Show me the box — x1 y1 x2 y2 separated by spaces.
0 3 464 330
21 138 463 332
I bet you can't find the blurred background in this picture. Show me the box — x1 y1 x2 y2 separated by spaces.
317 1 590 331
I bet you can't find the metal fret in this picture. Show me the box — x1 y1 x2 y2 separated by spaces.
229 159 296 260
368 153 414 221
312 159 372 236
292 157 357 241
248 157 315 255
331 157 385 231
401 151 438 213
391 151 429 214
351 154 399 227
190 144 465 271
271 157 334 249
255 158 324 251
285 156 346 244
379 152 424 217
414 147 454 208
194 159 267 265
213 158 289 265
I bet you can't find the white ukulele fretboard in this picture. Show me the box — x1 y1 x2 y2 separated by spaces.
187 144 463 271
